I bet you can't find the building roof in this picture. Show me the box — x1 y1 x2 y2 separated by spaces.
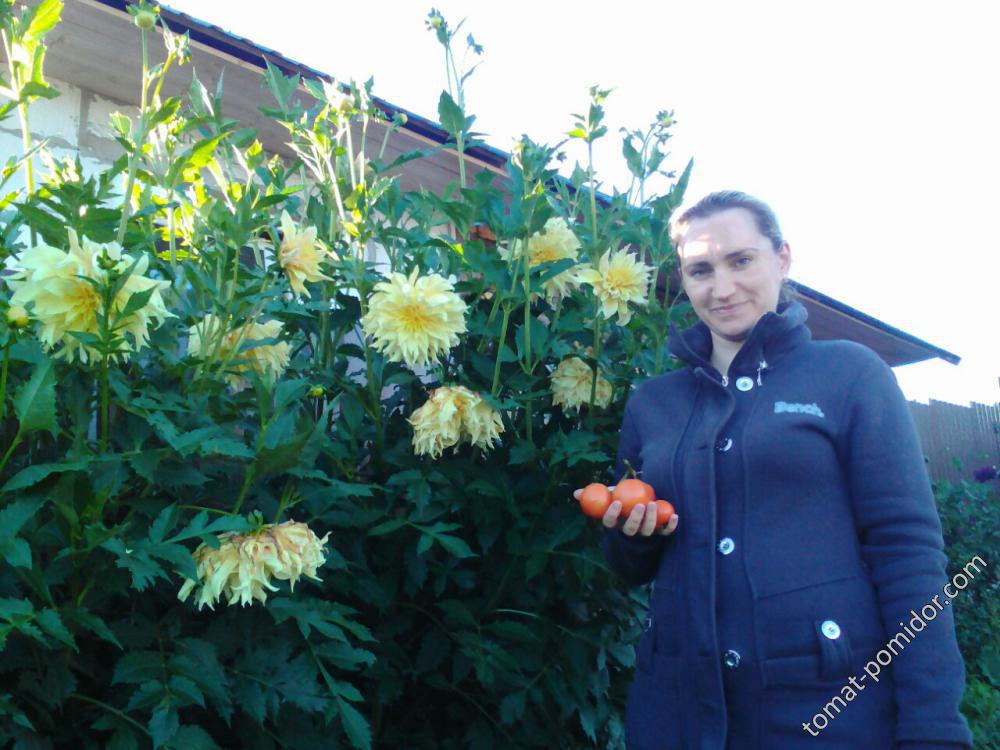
43 0 959 368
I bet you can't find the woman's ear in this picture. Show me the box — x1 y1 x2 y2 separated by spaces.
778 241 792 278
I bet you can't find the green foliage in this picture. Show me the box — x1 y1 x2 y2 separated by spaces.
937 478 1000 749
0 6 706 750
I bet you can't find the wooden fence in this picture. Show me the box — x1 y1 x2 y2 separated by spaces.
907 399 1000 484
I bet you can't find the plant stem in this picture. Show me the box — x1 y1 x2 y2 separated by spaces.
68 694 151 738
117 29 150 244
491 306 512 398
0 341 10 421
588 139 598 260
0 427 22 477
231 465 255 514
587 310 604 431
99 354 109 452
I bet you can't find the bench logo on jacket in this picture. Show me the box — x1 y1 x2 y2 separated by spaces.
774 400 826 418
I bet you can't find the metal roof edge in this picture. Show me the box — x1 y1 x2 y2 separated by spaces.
789 279 961 366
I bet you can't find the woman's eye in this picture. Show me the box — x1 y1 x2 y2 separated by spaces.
735 256 752 267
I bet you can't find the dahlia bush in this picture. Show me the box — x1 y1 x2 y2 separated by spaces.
0 3 697 749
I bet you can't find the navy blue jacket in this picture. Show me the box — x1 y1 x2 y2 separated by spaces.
601 299 973 750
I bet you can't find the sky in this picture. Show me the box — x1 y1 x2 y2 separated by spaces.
166 0 1000 406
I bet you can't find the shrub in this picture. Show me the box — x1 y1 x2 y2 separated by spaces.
0 3 692 747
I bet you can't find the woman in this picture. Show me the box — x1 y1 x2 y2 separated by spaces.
577 191 973 749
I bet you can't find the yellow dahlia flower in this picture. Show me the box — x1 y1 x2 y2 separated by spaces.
408 385 504 459
177 520 330 610
500 217 589 304
550 356 613 412
4 230 172 363
277 210 333 298
188 315 291 392
575 248 652 325
360 266 467 369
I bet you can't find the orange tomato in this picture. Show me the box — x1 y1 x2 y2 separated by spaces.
653 499 675 529
578 483 613 519
612 479 656 517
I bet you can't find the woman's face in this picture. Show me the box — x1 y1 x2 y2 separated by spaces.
676 207 791 344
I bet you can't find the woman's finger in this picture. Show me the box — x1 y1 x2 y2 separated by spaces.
657 514 680 536
622 504 646 536
601 500 622 528
573 488 582 500
640 501 658 536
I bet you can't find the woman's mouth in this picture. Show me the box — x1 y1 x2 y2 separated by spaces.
713 302 746 315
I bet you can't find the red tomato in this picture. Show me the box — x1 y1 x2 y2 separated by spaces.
612 479 656 517
653 500 675 529
578 483 612 519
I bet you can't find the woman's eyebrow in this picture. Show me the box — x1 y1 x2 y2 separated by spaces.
684 248 760 268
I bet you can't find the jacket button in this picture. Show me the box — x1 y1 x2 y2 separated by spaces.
715 437 733 452
722 649 741 669
643 615 653 632
735 376 754 392
717 537 735 555
821 620 841 640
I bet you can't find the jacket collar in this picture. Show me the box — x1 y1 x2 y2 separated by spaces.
667 298 812 378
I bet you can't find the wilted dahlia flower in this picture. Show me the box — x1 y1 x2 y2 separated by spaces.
177 520 331 610
499 217 589 304
360 266 467 369
408 385 504 459
575 248 652 325
4 230 173 363
188 315 291 392
550 356 613 412
277 210 333 298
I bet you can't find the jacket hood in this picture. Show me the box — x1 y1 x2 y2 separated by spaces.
667 298 812 377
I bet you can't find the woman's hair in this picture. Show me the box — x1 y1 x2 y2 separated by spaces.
673 190 784 251
670 190 797 304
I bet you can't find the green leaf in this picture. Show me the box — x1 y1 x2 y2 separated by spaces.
13 356 56 435
149 703 179 749
18 80 58 101
23 0 63 43
165 725 218 750
199 436 253 459
107 728 139 750
112 651 163 685
273 379 310 413
263 59 300 111
367 519 406 536
101 538 167 591
437 91 466 138
1 460 88 493
622 135 643 179
336 696 372 750
435 533 476 559
146 97 181 130
36 608 77 651
500 690 526 725
164 511 248 545
416 534 434 556
115 286 157 323
167 676 206 709
64 607 122 650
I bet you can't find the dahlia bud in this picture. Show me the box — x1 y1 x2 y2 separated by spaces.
308 385 325 398
134 9 156 30
6 306 29 328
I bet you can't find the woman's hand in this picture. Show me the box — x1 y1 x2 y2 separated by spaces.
573 486 680 537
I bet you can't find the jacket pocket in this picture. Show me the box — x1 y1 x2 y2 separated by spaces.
762 619 858 687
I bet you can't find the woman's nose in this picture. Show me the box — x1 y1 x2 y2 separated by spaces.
713 269 737 298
